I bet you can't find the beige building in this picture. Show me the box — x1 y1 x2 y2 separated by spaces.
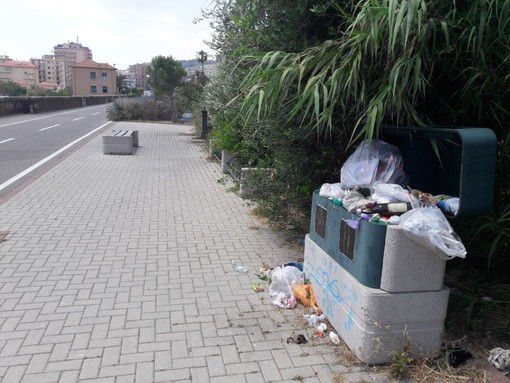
127 63 149 90
70 60 116 96
31 55 66 89
0 60 39 87
53 41 93 88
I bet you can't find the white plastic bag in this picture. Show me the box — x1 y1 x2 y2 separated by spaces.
399 207 466 259
340 140 406 188
319 183 347 200
268 266 304 309
319 183 332 198
330 183 348 200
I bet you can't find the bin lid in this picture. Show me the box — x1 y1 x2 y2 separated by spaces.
381 126 497 217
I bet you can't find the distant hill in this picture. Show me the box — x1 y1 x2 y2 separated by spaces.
180 59 216 68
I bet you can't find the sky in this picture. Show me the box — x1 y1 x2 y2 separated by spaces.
1 0 215 70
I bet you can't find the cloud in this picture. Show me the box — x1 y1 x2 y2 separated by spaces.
65 24 124 45
139 26 175 41
24 0 112 23
160 12 181 26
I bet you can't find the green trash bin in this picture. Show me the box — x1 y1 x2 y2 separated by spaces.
309 126 497 288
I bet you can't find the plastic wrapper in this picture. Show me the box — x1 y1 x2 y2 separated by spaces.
340 140 406 188
399 207 466 259
489 347 510 372
372 183 411 204
342 190 372 213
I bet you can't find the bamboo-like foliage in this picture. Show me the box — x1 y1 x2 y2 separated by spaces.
235 0 510 142
447 0 510 133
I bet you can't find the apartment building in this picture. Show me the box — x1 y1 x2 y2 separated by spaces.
0 60 39 87
70 60 116 96
30 55 66 89
53 41 93 88
127 63 149 90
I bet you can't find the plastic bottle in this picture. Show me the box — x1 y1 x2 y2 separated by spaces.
231 260 248 273
356 202 412 215
435 195 460 215
331 198 343 206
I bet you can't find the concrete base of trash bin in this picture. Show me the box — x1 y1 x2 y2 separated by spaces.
304 235 449 364
380 225 447 293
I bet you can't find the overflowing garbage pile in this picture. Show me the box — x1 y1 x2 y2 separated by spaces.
259 263 340 344
320 139 466 259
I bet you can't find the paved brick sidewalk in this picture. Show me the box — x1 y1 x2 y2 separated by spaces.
0 122 385 383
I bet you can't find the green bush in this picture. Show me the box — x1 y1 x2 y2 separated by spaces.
203 0 510 280
106 98 172 121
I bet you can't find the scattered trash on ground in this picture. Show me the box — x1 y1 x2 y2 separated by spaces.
291 284 322 314
488 347 510 375
446 345 473 367
329 331 340 345
287 334 307 344
252 283 265 293
303 313 326 327
255 261 331 346
267 265 303 309
231 259 248 273
314 323 327 338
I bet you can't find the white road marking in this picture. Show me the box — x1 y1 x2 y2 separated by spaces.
73 117 85 121
0 121 113 192
91 112 100 116
0 138 15 144
39 124 61 131
0 105 106 128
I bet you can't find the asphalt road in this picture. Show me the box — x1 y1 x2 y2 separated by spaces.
0 104 113 200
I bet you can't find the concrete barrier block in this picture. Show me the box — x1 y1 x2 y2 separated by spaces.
221 150 234 174
102 130 136 155
304 235 449 364
131 130 139 147
103 143 133 155
381 225 447 293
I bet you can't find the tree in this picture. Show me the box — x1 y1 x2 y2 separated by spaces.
48 88 72 96
146 56 186 99
116 73 129 94
27 86 48 96
196 50 208 74
174 83 203 117
0 81 26 96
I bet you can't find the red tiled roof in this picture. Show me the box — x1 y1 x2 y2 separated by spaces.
0 60 37 68
70 60 116 70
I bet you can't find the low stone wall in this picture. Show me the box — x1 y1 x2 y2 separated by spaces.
0 96 118 117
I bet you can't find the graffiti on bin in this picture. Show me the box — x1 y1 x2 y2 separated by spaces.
307 252 358 332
